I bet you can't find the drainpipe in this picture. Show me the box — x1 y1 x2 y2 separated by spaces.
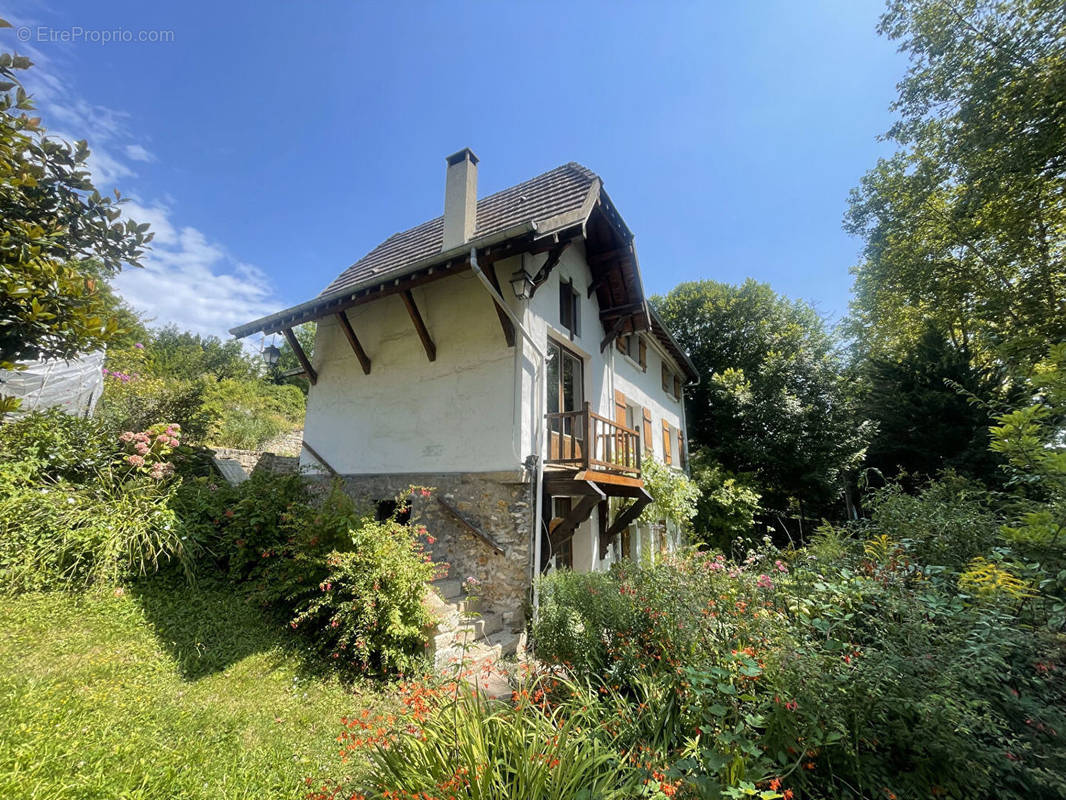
470 249 548 623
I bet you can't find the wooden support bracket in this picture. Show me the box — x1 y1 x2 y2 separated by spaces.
336 311 371 374
437 497 505 555
528 240 572 299
548 480 606 548
401 289 436 362
301 441 338 477
600 314 628 353
604 489 653 539
283 327 317 385
479 261 516 347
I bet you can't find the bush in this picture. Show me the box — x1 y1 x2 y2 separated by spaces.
312 672 656 800
97 373 214 444
202 377 305 450
0 407 112 482
0 469 189 592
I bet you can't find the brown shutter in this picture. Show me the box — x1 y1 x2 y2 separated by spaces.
662 363 670 392
638 337 647 371
678 428 686 469
662 421 672 465
614 389 628 426
642 408 652 450
616 335 626 354
673 375 682 400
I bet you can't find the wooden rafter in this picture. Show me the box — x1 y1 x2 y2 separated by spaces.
587 246 629 266
550 494 602 549
282 327 317 385
335 312 371 375
479 261 516 347
400 290 436 362
600 315 628 353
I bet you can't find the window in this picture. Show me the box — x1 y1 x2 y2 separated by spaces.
615 334 647 371
559 278 580 339
547 339 585 459
662 363 683 401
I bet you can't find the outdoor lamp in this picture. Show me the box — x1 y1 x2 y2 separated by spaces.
262 343 281 367
509 266 535 300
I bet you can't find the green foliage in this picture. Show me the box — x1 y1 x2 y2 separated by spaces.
97 372 214 444
202 377 305 449
862 326 1017 486
640 453 700 530
317 672 653 800
0 469 189 592
146 325 259 382
0 51 151 375
0 406 112 481
846 0 1066 365
689 449 762 549
653 280 870 514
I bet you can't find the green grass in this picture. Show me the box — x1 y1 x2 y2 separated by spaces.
0 577 376 799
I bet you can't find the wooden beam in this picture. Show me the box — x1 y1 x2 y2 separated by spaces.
599 301 646 318
544 478 608 498
282 327 317 385
335 312 371 374
587 246 629 266
437 498 505 555
400 290 436 361
604 489 653 538
600 315 628 352
528 240 572 298
549 492 602 548
480 262 516 347
587 276 608 299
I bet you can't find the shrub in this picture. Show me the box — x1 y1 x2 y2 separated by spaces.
97 373 214 444
202 377 305 450
0 407 112 482
0 469 189 592
312 672 656 800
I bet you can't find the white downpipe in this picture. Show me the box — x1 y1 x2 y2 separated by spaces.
470 250 548 622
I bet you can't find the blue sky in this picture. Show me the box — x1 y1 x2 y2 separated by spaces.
6 1 906 340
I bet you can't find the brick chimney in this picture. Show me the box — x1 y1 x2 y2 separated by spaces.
442 148 478 251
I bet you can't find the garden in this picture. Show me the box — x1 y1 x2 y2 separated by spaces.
2 0 1065 798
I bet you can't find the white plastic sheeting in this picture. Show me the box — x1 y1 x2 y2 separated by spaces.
0 351 105 418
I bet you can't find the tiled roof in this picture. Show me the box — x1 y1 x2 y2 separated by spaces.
321 162 598 296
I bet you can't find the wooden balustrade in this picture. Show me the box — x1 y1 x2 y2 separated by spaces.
545 402 641 477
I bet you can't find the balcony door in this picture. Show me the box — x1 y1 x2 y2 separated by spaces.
546 339 584 463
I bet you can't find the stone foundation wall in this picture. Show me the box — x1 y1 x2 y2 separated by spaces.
336 471 533 628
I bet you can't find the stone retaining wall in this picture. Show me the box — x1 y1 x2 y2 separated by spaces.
336 471 533 628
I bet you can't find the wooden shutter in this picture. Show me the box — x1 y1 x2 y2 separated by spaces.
678 428 686 469
614 389 628 426
662 421 672 464
673 375 682 400
642 408 652 450
661 363 670 392
616 335 626 354
638 337 647 371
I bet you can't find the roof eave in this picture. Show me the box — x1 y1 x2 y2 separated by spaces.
229 221 538 339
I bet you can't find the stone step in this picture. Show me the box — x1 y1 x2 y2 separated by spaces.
485 630 522 659
431 579 462 600
432 612 503 646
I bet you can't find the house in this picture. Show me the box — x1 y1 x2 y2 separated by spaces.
230 150 698 635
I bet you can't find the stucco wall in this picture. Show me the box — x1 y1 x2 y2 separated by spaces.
301 269 522 475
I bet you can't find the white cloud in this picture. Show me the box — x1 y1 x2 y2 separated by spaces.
10 33 282 341
124 144 154 162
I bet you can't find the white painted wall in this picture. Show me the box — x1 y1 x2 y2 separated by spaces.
301 269 521 474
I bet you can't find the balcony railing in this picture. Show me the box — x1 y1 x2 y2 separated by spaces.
545 401 641 477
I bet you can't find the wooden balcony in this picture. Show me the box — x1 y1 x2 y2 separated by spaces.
545 401 641 478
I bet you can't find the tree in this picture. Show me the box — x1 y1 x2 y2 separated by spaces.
147 326 258 382
862 325 1019 487
654 280 870 516
0 34 151 394
846 0 1066 366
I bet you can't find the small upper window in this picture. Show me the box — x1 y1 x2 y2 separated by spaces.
559 278 580 339
662 363 683 401
615 334 647 371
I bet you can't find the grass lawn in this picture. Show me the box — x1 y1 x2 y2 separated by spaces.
0 577 376 800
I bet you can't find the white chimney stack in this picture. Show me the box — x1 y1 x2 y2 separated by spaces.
442 148 478 251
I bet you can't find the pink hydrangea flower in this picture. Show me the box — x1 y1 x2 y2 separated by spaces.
756 574 774 589
126 455 145 468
